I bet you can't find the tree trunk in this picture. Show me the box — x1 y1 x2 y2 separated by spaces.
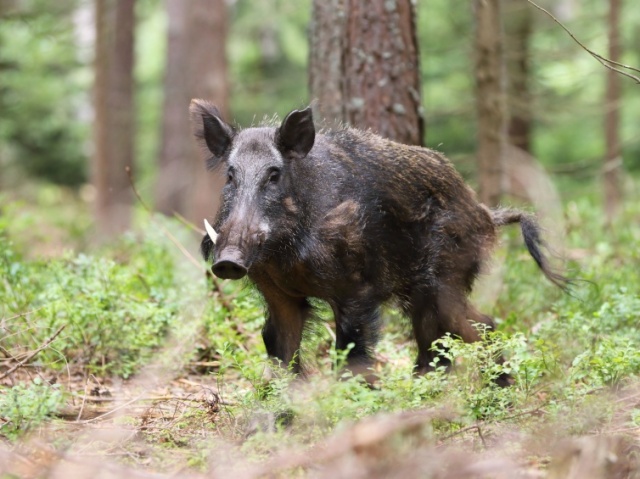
309 0 345 125
155 0 228 225
504 0 532 153
188 0 229 225
155 0 190 218
93 0 135 239
474 0 507 207
604 0 622 222
309 0 423 146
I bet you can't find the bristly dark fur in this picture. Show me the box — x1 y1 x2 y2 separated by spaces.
190 100 570 382
200 234 214 262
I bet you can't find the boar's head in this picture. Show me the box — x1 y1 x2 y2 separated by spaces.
190 100 315 280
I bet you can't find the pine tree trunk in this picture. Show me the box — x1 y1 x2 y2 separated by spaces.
309 0 423 146
604 0 622 222
155 0 190 218
189 0 228 225
155 0 228 224
504 0 532 153
93 0 135 239
309 0 345 125
474 0 507 207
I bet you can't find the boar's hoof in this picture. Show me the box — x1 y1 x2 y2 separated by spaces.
212 259 248 280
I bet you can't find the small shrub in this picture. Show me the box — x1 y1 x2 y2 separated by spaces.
0 378 65 440
571 337 640 387
0 229 183 377
430 326 558 420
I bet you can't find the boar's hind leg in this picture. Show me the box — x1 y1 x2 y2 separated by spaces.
407 287 448 375
409 285 497 375
412 285 512 386
332 292 382 379
260 285 312 375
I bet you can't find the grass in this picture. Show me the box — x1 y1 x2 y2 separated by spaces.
1 179 640 477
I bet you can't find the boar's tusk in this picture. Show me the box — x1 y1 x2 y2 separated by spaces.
203 219 218 244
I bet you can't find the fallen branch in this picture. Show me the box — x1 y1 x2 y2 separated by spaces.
0 325 66 381
70 394 235 406
76 394 146 424
188 360 221 368
238 409 444 478
438 406 545 446
439 424 486 445
61 388 237 422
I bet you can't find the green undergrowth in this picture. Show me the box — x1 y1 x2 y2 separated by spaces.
0 377 65 441
0 186 639 468
1 228 181 378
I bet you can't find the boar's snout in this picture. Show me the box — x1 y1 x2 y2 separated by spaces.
213 260 247 280
212 247 248 280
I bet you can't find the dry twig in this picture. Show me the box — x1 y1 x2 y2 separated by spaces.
439 424 486 445
76 394 146 424
0 325 66 381
126 166 205 273
526 0 640 84
125 166 234 312
1 306 47 323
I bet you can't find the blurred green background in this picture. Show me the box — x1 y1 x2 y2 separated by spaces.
1 0 638 197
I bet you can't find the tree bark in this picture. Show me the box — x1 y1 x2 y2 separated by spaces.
309 0 345 125
189 0 229 224
504 0 533 153
474 0 507 207
604 0 622 222
155 0 190 218
93 0 135 239
155 0 228 224
309 0 423 146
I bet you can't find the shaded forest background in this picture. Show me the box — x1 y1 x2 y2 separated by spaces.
1 0 638 234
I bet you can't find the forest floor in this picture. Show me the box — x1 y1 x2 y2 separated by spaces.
1 181 640 478
4 352 640 478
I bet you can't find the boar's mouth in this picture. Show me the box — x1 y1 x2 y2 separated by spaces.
212 246 249 280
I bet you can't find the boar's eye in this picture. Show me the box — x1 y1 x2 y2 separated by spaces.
268 168 281 185
226 168 235 185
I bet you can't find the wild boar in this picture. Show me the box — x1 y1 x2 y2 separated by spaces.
191 100 566 380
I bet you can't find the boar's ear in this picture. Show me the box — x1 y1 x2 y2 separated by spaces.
276 107 315 160
190 99 235 169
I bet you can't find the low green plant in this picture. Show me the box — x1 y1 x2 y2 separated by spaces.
429 327 553 420
571 337 640 387
0 227 185 377
0 378 65 440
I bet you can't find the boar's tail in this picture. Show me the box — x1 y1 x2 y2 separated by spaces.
491 208 569 290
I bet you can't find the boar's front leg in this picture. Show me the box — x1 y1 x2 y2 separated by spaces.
332 289 382 380
258 280 312 375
